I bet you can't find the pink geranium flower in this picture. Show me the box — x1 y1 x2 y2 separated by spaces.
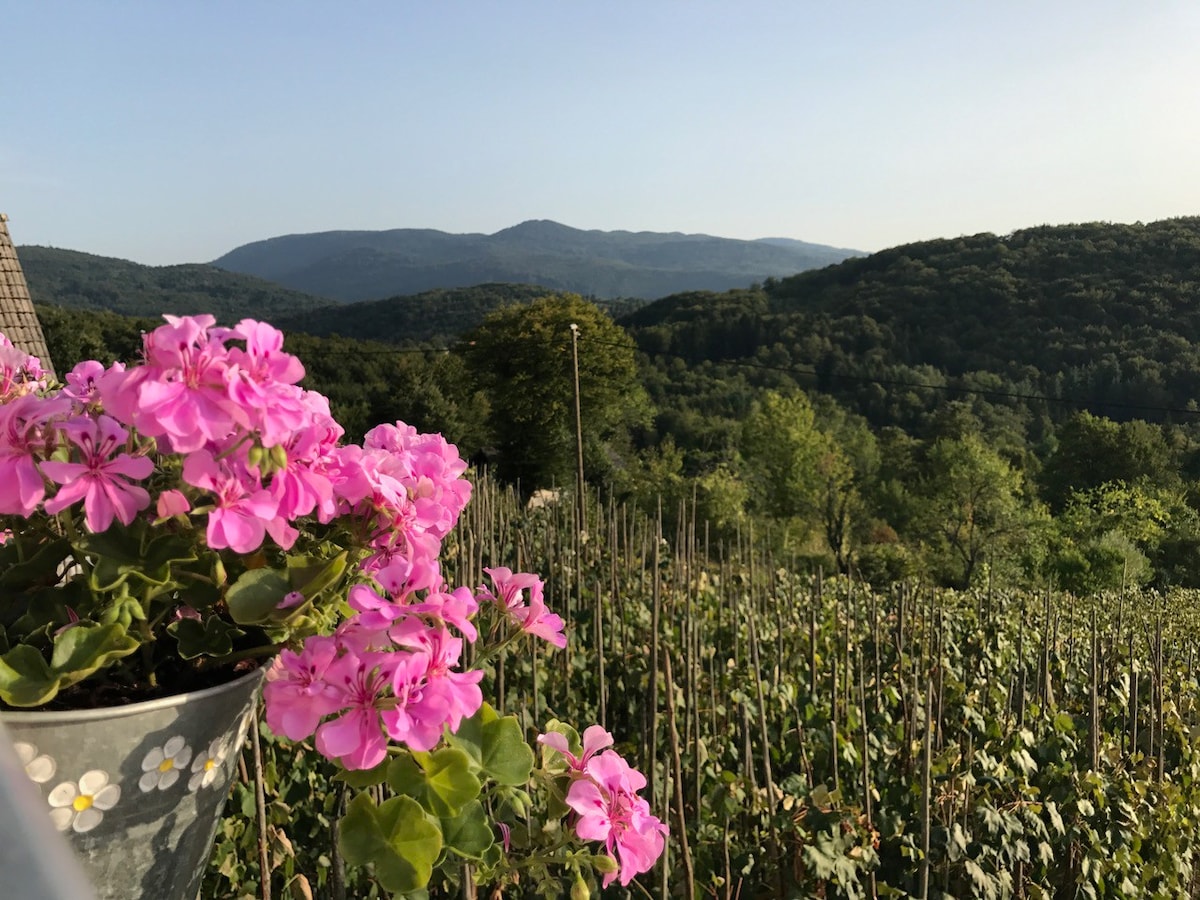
479 567 568 648
40 415 154 532
390 620 483 735
263 637 345 741
225 320 309 446
537 724 614 773
380 650 445 752
121 314 249 453
314 648 397 770
0 394 67 516
182 449 295 552
268 428 335 520
566 751 668 887
0 339 45 399
61 362 111 408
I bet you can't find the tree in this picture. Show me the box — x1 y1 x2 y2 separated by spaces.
740 391 828 523
812 397 881 572
919 433 1030 588
463 294 650 490
1039 412 1180 512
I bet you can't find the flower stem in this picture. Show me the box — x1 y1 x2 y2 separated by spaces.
208 642 285 667
471 627 524 667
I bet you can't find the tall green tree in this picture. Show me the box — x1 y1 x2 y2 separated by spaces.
463 294 649 490
740 390 828 523
1040 412 1180 512
812 398 881 572
919 433 1031 588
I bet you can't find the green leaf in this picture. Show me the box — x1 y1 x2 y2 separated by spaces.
440 800 494 860
445 703 492 768
9 586 85 640
1052 711 1075 734
538 719 580 772
89 556 132 592
0 538 72 591
338 793 442 894
76 527 145 566
167 616 244 659
49 622 139 690
286 552 349 600
226 568 291 625
334 757 391 789
481 714 534 786
78 527 194 591
963 858 994 896
388 748 481 817
127 534 198 585
0 645 59 706
1045 800 1065 836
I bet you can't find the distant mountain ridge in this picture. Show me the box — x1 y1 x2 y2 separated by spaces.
211 220 861 302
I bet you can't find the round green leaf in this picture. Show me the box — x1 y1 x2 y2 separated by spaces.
481 715 534 786
441 800 495 860
225 568 291 625
339 793 442 894
388 748 481 817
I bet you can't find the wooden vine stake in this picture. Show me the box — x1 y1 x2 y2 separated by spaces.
919 675 934 900
663 647 696 897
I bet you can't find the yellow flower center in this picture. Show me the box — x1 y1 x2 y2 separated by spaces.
73 794 94 812
204 759 215 772
158 757 175 773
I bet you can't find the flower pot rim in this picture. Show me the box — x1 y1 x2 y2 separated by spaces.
0 664 265 725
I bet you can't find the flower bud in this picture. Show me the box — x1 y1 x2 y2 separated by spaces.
570 874 590 900
270 444 289 470
591 854 619 875
156 489 191 519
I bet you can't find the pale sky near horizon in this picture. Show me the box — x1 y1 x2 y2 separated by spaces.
3 1 1199 266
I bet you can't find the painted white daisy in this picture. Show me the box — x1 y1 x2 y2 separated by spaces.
236 708 255 743
138 735 193 792
188 735 231 791
13 741 56 783
48 770 120 833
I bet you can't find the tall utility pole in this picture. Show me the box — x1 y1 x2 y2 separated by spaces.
569 323 586 537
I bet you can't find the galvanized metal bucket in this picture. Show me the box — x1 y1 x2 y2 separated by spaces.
1 666 263 900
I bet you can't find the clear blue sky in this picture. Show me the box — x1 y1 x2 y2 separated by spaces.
4 1 1198 265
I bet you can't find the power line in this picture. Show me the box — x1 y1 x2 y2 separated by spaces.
295 332 1200 419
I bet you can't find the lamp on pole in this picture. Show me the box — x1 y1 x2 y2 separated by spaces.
569 323 586 537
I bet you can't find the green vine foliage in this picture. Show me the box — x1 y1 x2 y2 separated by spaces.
207 476 1200 897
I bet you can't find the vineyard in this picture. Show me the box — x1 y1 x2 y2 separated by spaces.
208 474 1200 899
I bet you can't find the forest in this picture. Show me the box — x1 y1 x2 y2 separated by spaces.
22 216 1200 896
34 217 1200 596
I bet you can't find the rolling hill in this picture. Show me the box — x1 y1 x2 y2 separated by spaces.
211 219 860 302
620 217 1200 429
17 246 334 320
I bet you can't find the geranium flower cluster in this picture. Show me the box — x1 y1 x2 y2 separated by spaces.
263 557 572 769
2 317 321 539
539 726 669 887
0 316 665 889
0 316 472 557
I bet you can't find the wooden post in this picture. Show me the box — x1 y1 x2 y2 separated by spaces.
568 322 586 539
